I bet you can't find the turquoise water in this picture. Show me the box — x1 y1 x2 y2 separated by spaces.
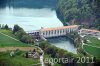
47 36 77 54
0 7 63 31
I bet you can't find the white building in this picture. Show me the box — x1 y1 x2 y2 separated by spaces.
39 25 79 38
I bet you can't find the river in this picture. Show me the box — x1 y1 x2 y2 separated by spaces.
0 0 76 54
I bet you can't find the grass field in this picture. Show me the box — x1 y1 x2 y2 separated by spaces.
82 36 100 58
0 29 32 47
84 36 100 47
83 45 100 58
0 29 42 66
0 29 18 39
0 51 40 66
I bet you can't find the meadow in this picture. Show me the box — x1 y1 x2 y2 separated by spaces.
0 29 41 66
0 29 32 47
83 36 100 58
0 51 40 66
84 36 100 47
83 45 100 58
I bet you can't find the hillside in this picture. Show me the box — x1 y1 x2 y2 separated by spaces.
0 29 41 66
0 29 31 47
56 0 100 30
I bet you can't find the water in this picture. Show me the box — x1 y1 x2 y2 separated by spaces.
0 0 76 53
47 36 77 54
0 7 63 31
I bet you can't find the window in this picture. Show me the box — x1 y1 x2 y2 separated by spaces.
46 31 48 35
57 30 59 33
43 32 45 35
60 30 62 33
49 31 50 35
52 30 53 34
55 30 56 34
63 29 64 33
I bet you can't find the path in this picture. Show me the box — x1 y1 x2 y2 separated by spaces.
79 33 100 57
0 32 20 42
0 47 34 52
0 31 45 66
36 46 45 66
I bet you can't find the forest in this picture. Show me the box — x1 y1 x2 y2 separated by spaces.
57 0 100 30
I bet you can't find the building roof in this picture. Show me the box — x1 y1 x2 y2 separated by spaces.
81 28 100 33
41 25 78 31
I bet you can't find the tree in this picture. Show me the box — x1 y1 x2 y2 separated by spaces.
0 24 1 28
15 29 26 39
25 52 29 58
13 25 22 34
13 25 34 44
57 0 94 25
21 34 33 43
4 24 9 29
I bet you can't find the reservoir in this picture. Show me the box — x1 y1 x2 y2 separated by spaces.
0 7 63 31
0 0 77 54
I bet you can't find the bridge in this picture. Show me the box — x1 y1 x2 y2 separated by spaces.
26 25 79 39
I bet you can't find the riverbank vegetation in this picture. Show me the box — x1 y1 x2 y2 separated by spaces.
39 41 90 66
39 41 77 66
44 53 61 66
66 31 81 47
39 41 97 66
13 25 34 44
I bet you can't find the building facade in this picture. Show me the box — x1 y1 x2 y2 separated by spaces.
40 25 79 38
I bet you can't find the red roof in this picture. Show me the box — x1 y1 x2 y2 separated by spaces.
41 25 78 31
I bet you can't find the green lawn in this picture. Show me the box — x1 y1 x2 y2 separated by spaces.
0 29 31 47
84 36 100 47
0 29 41 66
83 45 100 58
0 51 40 66
83 36 100 58
0 29 19 39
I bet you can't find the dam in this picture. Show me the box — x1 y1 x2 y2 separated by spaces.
27 25 79 38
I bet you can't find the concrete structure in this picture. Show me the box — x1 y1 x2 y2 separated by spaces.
27 25 79 38
40 25 79 38
26 30 40 39
79 28 100 39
